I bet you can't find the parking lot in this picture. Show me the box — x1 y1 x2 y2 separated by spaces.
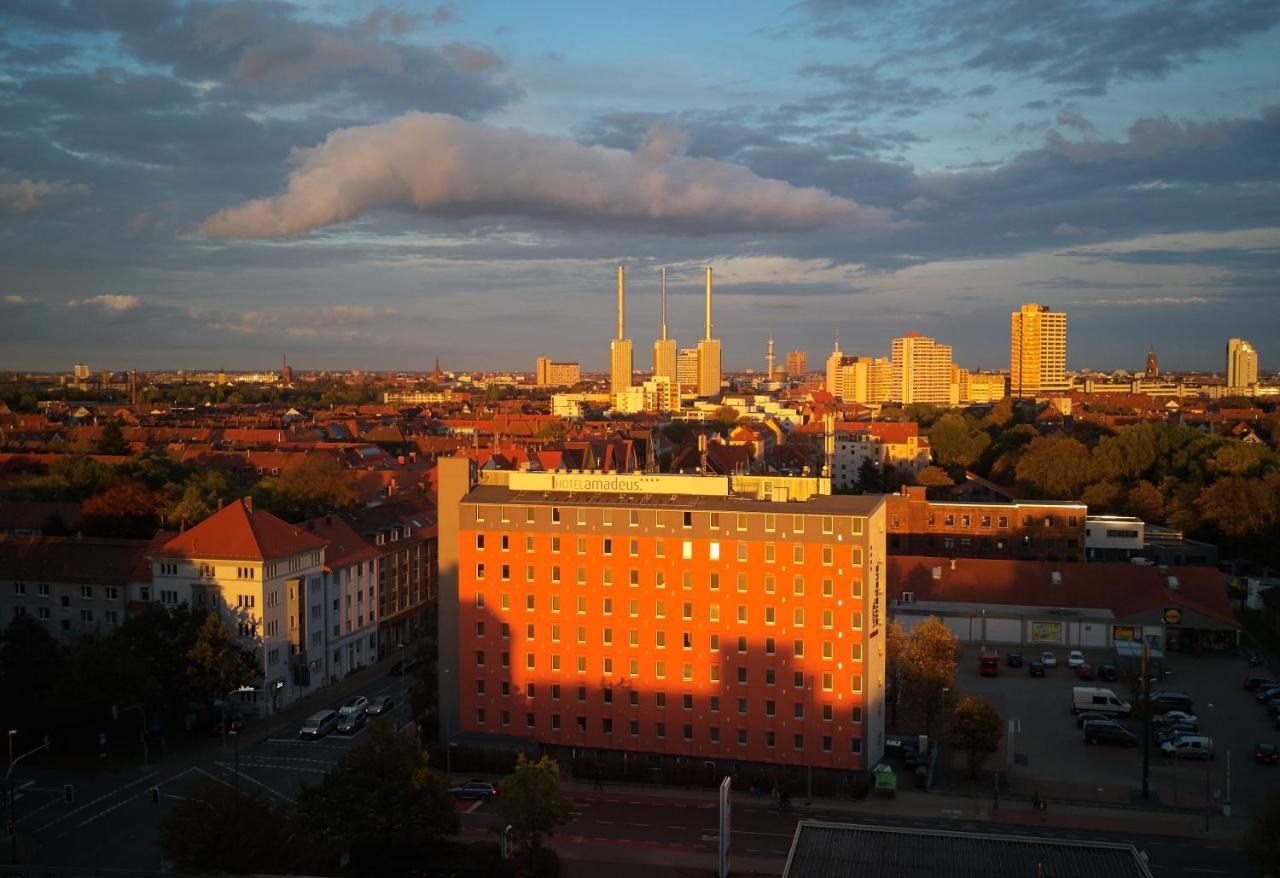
952 645 1278 817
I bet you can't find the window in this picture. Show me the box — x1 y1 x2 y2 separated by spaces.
764 543 775 563
822 578 833 598
656 631 666 649
736 513 747 531
683 511 693 528
552 507 561 523
475 563 486 580
765 576 775 594
629 509 639 527
765 606 776 625
766 699 776 717
793 608 805 627
737 635 747 653
656 722 666 739
851 674 863 693
766 731 776 749
681 541 693 560
738 729 748 746
736 605 747 624
629 720 640 736
794 639 805 658
603 538 612 556
709 541 720 560
822 546 834 566
822 609 834 629
793 577 804 596
765 637 775 655
737 697 748 715
851 706 863 723
793 545 804 563
822 515 833 534
736 667 747 684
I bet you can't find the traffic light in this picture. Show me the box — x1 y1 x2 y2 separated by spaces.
63 784 74 803
150 786 160 804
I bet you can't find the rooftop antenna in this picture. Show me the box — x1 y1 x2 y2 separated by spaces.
660 267 668 340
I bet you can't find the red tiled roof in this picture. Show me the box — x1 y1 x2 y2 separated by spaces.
888 556 1238 628
156 498 328 562
0 536 154 585
303 515 380 570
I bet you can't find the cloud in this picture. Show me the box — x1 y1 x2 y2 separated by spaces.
0 176 90 214
204 304 400 338
2 295 28 304
1053 223 1087 236
441 42 504 73
198 112 863 239
66 294 140 312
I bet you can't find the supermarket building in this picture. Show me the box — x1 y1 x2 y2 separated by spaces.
437 458 887 782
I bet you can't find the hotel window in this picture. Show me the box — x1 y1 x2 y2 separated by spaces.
851 611 863 630
655 540 665 558
602 568 612 586
794 514 806 533
737 667 748 684
709 512 720 528
681 571 692 590
944 514 955 526
476 563 486 580
794 671 805 687
629 539 639 557
629 720 640 737
524 507 535 524
475 621 485 637
501 652 510 668
603 627 613 646
682 663 692 681
765 668 776 686
822 515 833 534
822 546 834 566
764 575 776 594
602 597 613 615
552 624 561 642
737 698 748 715
851 546 863 567
709 603 720 622
709 572 719 591
822 578 833 598
656 661 666 679
927 513 936 526
576 508 586 526
501 565 511 581
737 636 747 653
629 510 639 527
851 706 863 723
656 722 666 739
709 541 720 560
682 541 693 560
765 514 776 532
998 515 1009 528
655 600 666 619
656 631 667 648
575 537 585 555
526 654 536 670
710 633 720 650
525 565 534 582
764 543 775 563
501 534 510 551
683 511 693 528
629 659 639 675
737 605 747 623
822 609 834 629
475 650 486 666
890 515 900 528
793 545 804 563
793 608 805 627
765 699 776 718
682 602 693 620
655 511 665 528
475 593 485 608
603 657 613 675
475 534 485 550
552 507 560 523
766 731 776 749
630 690 640 707
602 509 612 526
765 606 776 625
851 674 863 693
736 573 748 593
737 729 748 746
552 537 561 553
851 577 863 598
850 643 862 661
525 594 535 611
551 566 561 583
628 600 638 618
851 517 863 536
736 513 747 531
576 656 586 673
551 596 561 614
794 639 805 658
709 665 720 682
576 597 586 614
765 637 775 655
792 576 805 597
793 734 806 752
602 538 612 556
552 655 561 671
500 593 510 610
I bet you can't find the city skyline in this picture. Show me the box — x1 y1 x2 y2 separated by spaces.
1 1 1278 371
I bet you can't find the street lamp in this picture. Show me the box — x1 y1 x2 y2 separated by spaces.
222 685 257 790
1204 702 1214 831
7 730 51 865
396 641 408 713
111 703 148 769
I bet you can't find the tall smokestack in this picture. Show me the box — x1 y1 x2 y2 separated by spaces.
660 267 668 341
617 266 625 341
704 266 713 341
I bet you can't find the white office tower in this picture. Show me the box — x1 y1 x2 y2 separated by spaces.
653 267 677 383
696 266 722 397
610 266 633 398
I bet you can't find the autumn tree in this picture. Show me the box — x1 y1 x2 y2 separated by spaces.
297 720 457 864
1013 435 1091 499
885 620 909 725
185 610 257 702
951 697 1002 777
258 454 360 520
81 479 166 538
916 466 955 489
1124 479 1165 523
903 617 960 739
95 418 130 454
497 754 575 877
928 413 990 469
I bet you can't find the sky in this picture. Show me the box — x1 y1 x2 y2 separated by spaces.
1 0 1278 374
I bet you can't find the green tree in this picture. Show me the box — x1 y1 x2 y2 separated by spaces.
950 697 1002 777
916 466 954 489
928 413 990 469
1014 435 1091 498
0 616 66 733
497 754 575 877
1243 793 1280 878
710 406 740 435
160 778 292 874
95 418 130 455
185 610 257 702
855 457 881 493
297 720 458 862
258 454 360 520
1124 479 1165 523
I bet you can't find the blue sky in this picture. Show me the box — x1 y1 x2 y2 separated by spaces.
1 0 1277 373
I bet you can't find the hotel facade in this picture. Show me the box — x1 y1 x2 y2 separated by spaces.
438 459 887 780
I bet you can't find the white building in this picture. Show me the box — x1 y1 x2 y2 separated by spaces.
307 515 381 684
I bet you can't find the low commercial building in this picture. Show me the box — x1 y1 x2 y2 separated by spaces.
438 459 889 782
887 556 1238 652
885 487 1086 562
1085 515 1144 562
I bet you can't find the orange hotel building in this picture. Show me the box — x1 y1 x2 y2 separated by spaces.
437 458 887 780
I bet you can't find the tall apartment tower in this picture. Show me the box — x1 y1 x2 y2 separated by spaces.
696 267 722 397
653 267 677 383
786 350 808 377
1226 338 1259 390
1010 303 1068 398
610 267 633 397
825 336 846 397
891 333 953 405
676 348 700 391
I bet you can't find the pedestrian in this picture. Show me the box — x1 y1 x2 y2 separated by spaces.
593 770 603 793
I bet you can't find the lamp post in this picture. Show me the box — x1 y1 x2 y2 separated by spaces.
396 641 407 715
111 703 148 770
7 730 50 865
1204 702 1214 831
221 685 257 788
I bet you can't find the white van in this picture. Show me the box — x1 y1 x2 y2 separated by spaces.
299 709 339 739
1072 687 1131 716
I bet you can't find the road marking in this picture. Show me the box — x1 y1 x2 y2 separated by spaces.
34 770 162 834
747 848 761 853
595 820 613 825
630 822 650 827
265 738 348 750
1184 870 1227 875
667 825 686 830
214 763 296 804
230 761 328 774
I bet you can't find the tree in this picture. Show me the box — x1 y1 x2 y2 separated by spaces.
1197 475 1278 553
1014 435 1092 499
885 620 909 725
259 454 360 520
916 466 954 489
0 616 66 733
1124 479 1165 523
980 397 1014 430
297 720 457 863
710 406 739 435
903 617 959 739
161 778 292 874
80 479 166 538
95 418 130 455
497 754 575 877
1244 793 1280 878
855 457 881 493
185 610 257 702
928 413 990 469
951 697 1002 777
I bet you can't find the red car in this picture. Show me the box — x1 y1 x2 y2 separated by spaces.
1075 663 1095 681
1256 743 1279 765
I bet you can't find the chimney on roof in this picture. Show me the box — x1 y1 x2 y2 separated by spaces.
950 558 957 570
243 495 253 513
217 497 224 511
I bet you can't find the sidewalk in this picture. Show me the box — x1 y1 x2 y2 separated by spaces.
553 776 1249 844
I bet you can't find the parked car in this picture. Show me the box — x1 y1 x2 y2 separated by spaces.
1254 685 1280 703
1152 710 1198 728
391 656 421 676
336 709 366 734
1255 742 1279 765
1244 677 1276 692
339 696 369 717
1006 651 1024 668
1261 692 1280 710
1160 735 1214 759
1083 720 1138 747
1067 650 1085 668
1029 660 1046 678
1075 711 1113 729
1072 687 1131 716
449 780 498 800
368 695 394 716
299 709 339 740
1140 691 1195 714
1076 663 1095 680
1157 724 1198 744
1041 651 1058 668
1098 664 1120 682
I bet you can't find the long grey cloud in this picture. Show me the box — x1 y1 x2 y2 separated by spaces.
197 113 865 238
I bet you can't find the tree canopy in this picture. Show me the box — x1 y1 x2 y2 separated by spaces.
497 753 575 876
951 697 1003 777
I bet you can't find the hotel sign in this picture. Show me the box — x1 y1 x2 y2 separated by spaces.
508 471 730 497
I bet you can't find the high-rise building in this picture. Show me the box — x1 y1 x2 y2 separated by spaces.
1010 303 1068 398
677 348 700 391
653 267 677 384
696 267 722 397
825 337 847 397
73 363 91 381
436 458 887 780
536 358 582 387
890 333 953 405
1145 345 1158 378
1226 338 1259 390
610 267 633 398
833 356 892 404
786 350 807 377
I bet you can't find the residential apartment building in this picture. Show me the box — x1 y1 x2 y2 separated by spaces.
535 358 582 387
614 375 679 414
1010 304 1068 398
152 498 329 712
830 422 932 488
437 459 888 780
786 350 808 377
891 334 953 405
962 371 1008 404
343 501 438 654
884 487 1085 562
1 537 151 643
306 515 381 683
1226 338 1259 391
676 348 700 392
